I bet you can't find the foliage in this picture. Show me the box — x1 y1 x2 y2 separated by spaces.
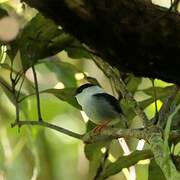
0 1 179 180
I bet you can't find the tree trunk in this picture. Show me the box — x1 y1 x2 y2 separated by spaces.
23 0 180 85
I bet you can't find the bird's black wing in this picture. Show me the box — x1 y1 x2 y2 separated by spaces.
93 93 122 114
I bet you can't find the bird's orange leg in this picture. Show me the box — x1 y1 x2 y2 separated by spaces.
93 120 110 133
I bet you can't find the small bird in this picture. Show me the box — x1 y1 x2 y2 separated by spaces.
75 83 125 130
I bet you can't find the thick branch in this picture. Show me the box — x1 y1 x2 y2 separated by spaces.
23 0 180 84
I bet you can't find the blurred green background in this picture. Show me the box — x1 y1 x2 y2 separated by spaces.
0 1 179 180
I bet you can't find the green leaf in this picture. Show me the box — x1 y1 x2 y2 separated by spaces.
65 40 91 59
18 13 74 69
103 150 153 179
142 85 175 100
126 76 142 94
44 59 78 87
48 33 74 55
41 88 81 109
148 159 166 180
86 120 96 132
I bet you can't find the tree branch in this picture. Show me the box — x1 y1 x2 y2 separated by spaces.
11 120 83 140
11 119 180 144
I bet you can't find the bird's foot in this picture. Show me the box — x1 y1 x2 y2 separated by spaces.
93 121 110 133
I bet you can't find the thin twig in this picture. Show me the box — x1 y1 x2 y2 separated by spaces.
10 60 20 123
17 74 25 99
11 120 83 140
14 69 27 85
32 65 43 121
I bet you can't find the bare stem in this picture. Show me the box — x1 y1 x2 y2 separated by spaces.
32 65 43 121
17 74 25 99
11 120 83 140
151 79 158 124
10 61 20 123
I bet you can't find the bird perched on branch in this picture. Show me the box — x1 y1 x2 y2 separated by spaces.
75 83 126 131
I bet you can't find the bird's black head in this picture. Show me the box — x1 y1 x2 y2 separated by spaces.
75 83 95 95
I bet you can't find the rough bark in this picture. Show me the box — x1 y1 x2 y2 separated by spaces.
23 0 180 85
